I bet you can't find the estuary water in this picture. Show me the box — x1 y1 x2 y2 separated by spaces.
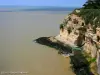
0 10 74 75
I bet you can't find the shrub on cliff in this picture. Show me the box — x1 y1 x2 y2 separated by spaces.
83 0 100 9
60 24 64 29
72 0 100 28
79 9 100 26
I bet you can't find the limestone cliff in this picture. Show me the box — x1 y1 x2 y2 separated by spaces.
35 9 100 74
56 9 100 75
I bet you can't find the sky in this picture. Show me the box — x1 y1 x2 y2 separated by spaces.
0 0 87 7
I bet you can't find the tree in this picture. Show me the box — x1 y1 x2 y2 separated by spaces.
76 0 100 28
83 0 100 9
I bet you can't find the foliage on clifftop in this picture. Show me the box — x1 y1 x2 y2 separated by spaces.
72 0 100 28
83 0 100 9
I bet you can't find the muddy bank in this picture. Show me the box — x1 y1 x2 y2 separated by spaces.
34 36 94 75
34 36 72 54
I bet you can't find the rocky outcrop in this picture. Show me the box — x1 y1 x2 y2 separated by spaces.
35 9 100 75
58 12 100 75
35 37 72 54
35 36 94 75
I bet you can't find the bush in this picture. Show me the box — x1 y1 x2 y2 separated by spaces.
60 24 64 29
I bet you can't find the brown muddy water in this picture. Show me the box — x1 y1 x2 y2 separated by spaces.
0 11 74 75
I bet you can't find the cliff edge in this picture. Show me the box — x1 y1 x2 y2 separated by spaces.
35 0 100 74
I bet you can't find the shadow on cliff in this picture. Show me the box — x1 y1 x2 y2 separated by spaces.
33 37 72 53
34 37 94 75
70 53 94 75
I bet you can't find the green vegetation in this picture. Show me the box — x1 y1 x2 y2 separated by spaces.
82 52 98 75
70 51 92 75
72 47 82 51
69 1 100 74
83 0 100 9
79 9 100 26
38 1 100 75
72 0 100 29
60 23 64 29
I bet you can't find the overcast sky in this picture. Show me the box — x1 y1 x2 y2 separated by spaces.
0 0 87 7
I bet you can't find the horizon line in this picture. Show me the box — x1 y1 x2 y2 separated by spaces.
0 5 82 8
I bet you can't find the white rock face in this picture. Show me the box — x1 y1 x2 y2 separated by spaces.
60 29 68 39
59 14 85 47
76 10 80 13
53 7 100 74
83 43 91 54
58 13 100 72
97 50 100 74
91 45 97 58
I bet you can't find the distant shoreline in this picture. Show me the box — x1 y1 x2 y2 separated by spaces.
0 6 77 12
